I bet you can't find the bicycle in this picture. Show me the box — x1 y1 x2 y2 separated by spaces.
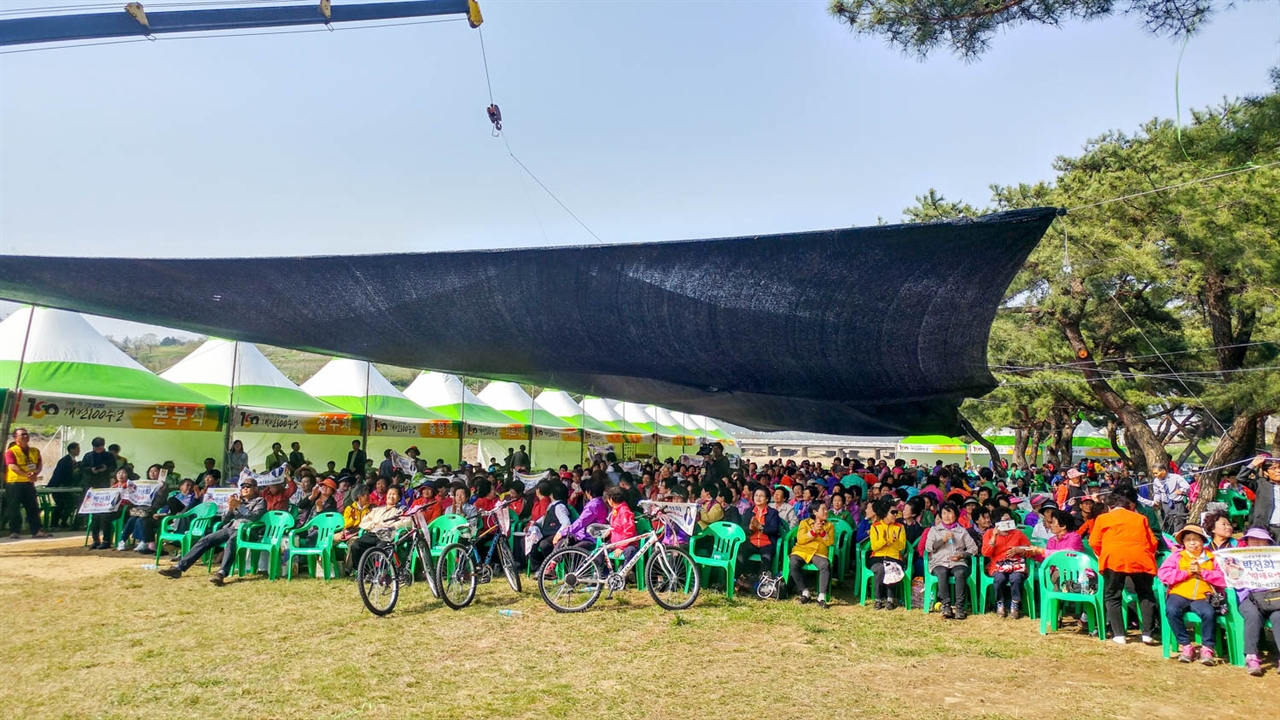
356 503 443 617
434 499 522 611
536 500 701 613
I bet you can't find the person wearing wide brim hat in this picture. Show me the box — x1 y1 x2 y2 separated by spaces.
1157 523 1227 665
1234 527 1280 676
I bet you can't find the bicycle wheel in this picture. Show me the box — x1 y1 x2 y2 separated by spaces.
435 542 477 610
646 545 700 611
417 539 441 600
357 548 400 616
498 540 522 594
537 546 602 613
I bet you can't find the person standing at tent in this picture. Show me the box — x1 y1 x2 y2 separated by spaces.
226 439 248 480
345 440 366 478
266 442 288 472
511 445 530 472
47 441 80 529
4 428 50 539
80 437 115 488
286 442 304 472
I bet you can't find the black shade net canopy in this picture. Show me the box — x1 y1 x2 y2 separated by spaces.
0 208 1058 435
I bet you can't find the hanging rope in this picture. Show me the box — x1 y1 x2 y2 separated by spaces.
1064 160 1277 212
474 23 603 244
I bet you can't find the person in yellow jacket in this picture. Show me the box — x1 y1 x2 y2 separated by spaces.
869 496 907 609
788 501 835 608
5 428 50 539
337 484 372 543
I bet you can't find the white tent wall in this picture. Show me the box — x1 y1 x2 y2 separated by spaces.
477 439 509 469
63 426 223 479
531 437 583 471
234 433 356 475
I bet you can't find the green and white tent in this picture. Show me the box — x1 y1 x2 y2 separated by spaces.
478 381 581 470
581 397 625 433
404 372 523 467
0 306 226 474
644 405 698 461
897 434 970 465
160 338 358 472
301 358 459 467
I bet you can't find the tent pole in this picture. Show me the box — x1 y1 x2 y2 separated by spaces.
457 376 466 469
222 341 241 477
528 384 535 470
0 305 37 478
579 394 586 469
361 361 371 458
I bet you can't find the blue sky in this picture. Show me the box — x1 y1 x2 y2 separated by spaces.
1 0 1277 339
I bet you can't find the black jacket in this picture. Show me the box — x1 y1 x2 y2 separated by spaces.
1239 465 1278 530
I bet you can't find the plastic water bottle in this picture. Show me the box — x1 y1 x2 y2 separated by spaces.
497 609 523 618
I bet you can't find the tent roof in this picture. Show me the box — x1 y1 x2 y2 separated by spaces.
534 389 616 433
644 405 686 438
0 208 1057 435
403 372 514 427
0 306 218 405
581 397 624 431
160 338 342 414
477 381 573 430
300 358 450 422
614 401 661 435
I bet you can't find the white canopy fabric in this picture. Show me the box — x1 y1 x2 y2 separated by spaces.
582 396 624 427
534 389 586 420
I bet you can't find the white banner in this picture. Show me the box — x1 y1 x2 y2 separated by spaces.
391 451 418 475
621 461 642 475
240 465 286 488
205 488 238 513
78 488 122 515
122 480 164 506
1216 547 1280 591
679 454 704 467
588 444 615 459
638 500 700 535
515 470 552 490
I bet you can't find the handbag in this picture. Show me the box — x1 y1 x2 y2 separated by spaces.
1251 588 1280 614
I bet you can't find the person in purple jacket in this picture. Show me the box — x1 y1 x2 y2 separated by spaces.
554 475 608 549
1232 527 1280 677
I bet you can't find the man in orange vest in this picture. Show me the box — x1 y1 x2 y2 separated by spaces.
4 428 50 539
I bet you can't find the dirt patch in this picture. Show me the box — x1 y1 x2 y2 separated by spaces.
0 534 150 580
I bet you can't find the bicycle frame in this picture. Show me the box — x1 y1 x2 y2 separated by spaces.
570 525 678 585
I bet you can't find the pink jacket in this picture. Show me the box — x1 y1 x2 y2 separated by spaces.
610 502 638 550
1157 550 1226 601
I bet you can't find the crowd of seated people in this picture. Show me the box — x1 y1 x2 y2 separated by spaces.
7 428 1279 677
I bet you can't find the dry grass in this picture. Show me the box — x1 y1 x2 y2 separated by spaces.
1 536 1274 720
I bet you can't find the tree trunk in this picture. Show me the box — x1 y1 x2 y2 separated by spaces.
1013 428 1030 470
1057 307 1169 474
959 414 1006 479
1175 418 1208 467
1106 420 1130 465
1029 427 1044 466
1188 409 1273 519
1058 419 1078 467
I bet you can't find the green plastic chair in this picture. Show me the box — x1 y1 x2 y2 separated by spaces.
154 502 218 564
233 511 294 579
919 548 979 614
83 510 126 548
1214 490 1251 530
286 512 346 580
1224 588 1271 667
857 539 911 607
1037 551 1105 639
1155 577 1235 662
38 492 56 529
830 519 854 581
974 554 1038 618
690 522 746 598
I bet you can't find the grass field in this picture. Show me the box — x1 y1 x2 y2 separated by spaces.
0 535 1274 720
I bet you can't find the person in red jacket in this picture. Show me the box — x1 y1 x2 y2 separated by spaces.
1089 486 1160 645
982 507 1033 619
